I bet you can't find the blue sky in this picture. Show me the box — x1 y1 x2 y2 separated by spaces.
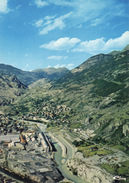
0 0 129 71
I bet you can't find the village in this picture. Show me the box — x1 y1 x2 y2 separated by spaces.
0 105 128 183
0 113 64 183
16 101 73 125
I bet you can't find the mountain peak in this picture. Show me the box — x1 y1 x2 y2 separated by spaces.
0 64 70 85
72 53 112 73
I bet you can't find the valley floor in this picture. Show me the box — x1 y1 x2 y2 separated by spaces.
0 115 129 183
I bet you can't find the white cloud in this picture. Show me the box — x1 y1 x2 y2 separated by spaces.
39 18 64 35
73 38 105 54
44 15 56 20
34 16 56 28
47 65 51 68
40 37 81 50
67 63 74 70
104 31 129 51
54 64 66 68
42 0 125 27
73 31 129 54
0 0 10 13
48 0 73 7
91 17 106 27
33 1 127 35
15 5 21 10
69 0 106 21
39 12 72 35
54 63 74 70
35 0 49 8
48 56 67 60
35 19 44 27
22 63 29 71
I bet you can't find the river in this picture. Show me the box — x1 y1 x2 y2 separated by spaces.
24 121 87 183
54 143 87 183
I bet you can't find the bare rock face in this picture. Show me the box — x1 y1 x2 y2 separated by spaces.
123 124 129 136
67 159 112 183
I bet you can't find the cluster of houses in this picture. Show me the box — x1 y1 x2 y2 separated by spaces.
7 130 52 153
23 102 73 125
0 115 27 136
0 114 63 183
0 117 52 155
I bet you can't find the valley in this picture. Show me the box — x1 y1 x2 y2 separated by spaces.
0 45 129 182
0 112 129 183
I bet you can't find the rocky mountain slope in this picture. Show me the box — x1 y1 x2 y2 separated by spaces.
0 64 69 86
0 74 27 107
54 45 129 147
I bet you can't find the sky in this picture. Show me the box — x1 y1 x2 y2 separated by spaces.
0 0 129 71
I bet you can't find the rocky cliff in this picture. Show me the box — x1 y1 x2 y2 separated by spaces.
67 158 113 183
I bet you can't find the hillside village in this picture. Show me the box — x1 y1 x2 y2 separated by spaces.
16 101 74 126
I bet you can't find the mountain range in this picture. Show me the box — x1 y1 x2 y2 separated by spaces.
0 64 69 86
0 45 129 149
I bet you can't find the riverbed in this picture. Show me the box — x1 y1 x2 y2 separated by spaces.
54 143 87 183
24 121 88 183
